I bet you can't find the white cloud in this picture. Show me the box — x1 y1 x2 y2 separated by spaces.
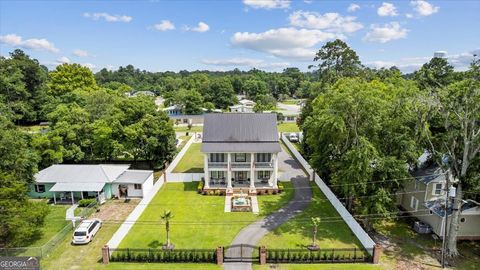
201 57 290 69
347 3 360 12
184 22 210 32
410 1 439 16
83 12 132 22
231 27 340 61
56 56 70 64
304 0 313 4
0 34 59 52
288 11 363 34
154 20 175 31
363 22 407 43
82 63 96 70
72 49 89 57
243 0 290 10
365 49 479 73
377 2 398 17
406 13 414 18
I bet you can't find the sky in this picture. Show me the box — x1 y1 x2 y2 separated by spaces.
0 0 479 73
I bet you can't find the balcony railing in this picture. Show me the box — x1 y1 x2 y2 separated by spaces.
254 162 273 168
208 162 228 169
231 162 251 169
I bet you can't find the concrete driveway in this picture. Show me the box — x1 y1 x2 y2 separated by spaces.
224 147 312 270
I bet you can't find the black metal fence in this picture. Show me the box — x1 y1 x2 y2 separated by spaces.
109 248 217 263
266 248 373 264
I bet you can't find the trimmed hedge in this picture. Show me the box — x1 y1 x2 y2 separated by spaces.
110 248 216 263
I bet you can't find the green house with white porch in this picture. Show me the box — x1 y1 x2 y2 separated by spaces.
29 164 154 204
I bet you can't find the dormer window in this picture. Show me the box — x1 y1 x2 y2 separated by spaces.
433 183 443 195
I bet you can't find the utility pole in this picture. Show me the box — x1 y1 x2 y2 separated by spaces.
441 169 450 268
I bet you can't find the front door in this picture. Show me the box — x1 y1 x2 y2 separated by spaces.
234 171 248 185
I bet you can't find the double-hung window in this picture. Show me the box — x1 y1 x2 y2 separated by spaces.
210 153 225 162
410 196 419 210
235 153 246 162
35 184 46 193
433 183 443 196
256 153 271 162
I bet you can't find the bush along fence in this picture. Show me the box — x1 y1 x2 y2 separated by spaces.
266 248 372 264
102 245 382 265
105 247 216 263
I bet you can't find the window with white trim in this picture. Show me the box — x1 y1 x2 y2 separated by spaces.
211 171 225 179
258 171 270 179
433 183 443 195
210 153 225 162
134 184 142 190
235 153 246 162
35 184 45 193
256 153 272 162
410 196 419 210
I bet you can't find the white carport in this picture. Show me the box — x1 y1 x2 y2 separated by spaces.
50 182 105 205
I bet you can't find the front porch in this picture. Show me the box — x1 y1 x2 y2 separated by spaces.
49 182 108 205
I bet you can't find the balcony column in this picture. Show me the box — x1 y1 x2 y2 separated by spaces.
272 153 278 189
204 154 210 188
227 153 232 189
250 153 255 189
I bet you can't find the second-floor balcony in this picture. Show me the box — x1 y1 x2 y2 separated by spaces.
231 162 251 169
254 162 273 169
208 162 228 169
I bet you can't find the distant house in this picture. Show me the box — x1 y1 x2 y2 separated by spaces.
29 164 154 204
229 99 256 113
398 165 480 240
163 104 183 116
131 90 156 97
201 113 280 194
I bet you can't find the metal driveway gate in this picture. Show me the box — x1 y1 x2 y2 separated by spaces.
224 244 259 263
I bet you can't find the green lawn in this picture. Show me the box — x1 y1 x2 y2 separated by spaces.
26 203 69 247
173 125 203 132
258 182 362 250
279 99 304 105
172 142 204 173
118 181 294 249
277 122 300 132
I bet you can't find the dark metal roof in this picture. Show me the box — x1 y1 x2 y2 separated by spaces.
201 142 281 153
412 165 445 184
201 113 280 153
425 200 478 217
202 113 279 142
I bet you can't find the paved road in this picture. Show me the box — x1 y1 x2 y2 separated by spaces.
224 148 312 270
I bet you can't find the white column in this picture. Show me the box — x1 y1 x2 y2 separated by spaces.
53 192 56 204
273 153 278 188
250 153 255 189
71 191 74 205
204 154 210 188
227 153 232 189
81 192 84 200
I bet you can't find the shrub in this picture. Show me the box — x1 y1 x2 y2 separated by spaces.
278 183 284 193
208 190 214 195
78 198 96 207
197 181 204 193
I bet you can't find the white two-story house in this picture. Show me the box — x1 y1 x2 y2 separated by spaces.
201 113 281 194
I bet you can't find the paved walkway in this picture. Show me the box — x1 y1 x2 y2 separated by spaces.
107 178 165 248
65 204 78 220
224 148 312 270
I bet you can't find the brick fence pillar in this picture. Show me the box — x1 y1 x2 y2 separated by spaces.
372 244 382 264
102 245 110 264
259 246 267 265
216 246 223 265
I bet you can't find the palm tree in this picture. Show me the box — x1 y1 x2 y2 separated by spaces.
161 210 174 248
310 217 321 249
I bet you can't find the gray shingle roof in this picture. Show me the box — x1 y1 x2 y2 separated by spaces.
201 113 280 153
114 170 153 184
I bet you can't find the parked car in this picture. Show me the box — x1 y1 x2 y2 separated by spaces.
289 133 299 142
72 218 102 244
